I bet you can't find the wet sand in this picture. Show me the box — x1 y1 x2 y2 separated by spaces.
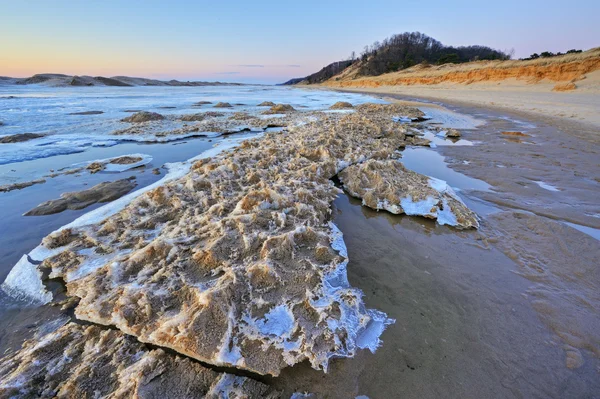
271 92 600 397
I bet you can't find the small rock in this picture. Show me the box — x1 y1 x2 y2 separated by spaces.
0 133 46 144
446 128 461 138
262 104 296 114
121 111 164 123
213 102 233 108
329 101 353 110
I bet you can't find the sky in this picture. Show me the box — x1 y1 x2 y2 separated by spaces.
1 0 598 84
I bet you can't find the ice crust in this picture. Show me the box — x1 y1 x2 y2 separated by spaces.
0 322 277 398
78 153 153 172
534 181 560 192
339 159 478 229
5 103 440 377
1 139 246 305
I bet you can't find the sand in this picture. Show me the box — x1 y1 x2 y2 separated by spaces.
317 73 600 133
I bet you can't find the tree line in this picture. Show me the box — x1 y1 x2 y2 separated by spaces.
521 49 582 60
281 32 513 85
350 32 510 76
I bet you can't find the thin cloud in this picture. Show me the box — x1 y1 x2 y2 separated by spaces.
232 64 301 68
216 71 241 75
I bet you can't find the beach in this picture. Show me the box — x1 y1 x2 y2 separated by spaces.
0 85 599 397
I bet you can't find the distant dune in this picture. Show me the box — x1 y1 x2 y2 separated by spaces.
0 74 243 87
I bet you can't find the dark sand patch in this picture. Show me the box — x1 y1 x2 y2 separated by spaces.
24 177 137 216
68 111 104 115
0 179 46 193
0 133 46 144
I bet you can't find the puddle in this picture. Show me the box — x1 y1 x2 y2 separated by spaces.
421 129 474 147
564 222 600 241
400 147 491 191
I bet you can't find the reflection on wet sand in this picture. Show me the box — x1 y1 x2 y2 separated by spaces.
270 193 599 398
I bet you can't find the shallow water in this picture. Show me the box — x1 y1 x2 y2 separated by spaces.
400 147 490 191
0 85 384 166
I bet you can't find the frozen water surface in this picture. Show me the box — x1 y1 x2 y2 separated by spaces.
0 85 384 167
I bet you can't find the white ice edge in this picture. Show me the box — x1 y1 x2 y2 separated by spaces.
233 223 394 373
356 172 471 228
534 181 560 192
1 135 252 305
69 153 153 172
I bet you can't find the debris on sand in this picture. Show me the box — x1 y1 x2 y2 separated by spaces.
329 101 354 109
339 159 478 229
0 133 47 144
0 178 46 193
121 111 165 123
24 177 137 216
0 323 278 398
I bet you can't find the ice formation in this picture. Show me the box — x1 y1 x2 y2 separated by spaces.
339 159 479 229
2 103 479 383
0 323 277 398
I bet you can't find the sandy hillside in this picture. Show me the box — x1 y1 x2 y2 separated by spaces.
316 49 600 128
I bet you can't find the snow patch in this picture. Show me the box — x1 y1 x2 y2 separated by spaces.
1 255 53 304
534 181 559 192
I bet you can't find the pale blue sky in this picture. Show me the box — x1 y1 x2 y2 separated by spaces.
1 0 598 83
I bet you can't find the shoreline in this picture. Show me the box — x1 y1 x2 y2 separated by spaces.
312 84 600 143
